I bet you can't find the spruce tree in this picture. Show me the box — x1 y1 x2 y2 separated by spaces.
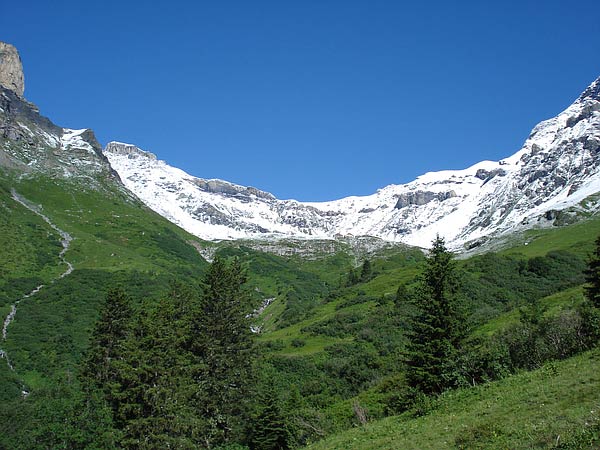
81 287 132 413
251 387 290 450
81 284 204 449
584 235 600 308
77 288 134 447
405 236 463 395
347 267 359 286
116 283 200 449
191 256 256 447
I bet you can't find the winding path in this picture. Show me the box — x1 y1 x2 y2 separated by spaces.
0 190 73 375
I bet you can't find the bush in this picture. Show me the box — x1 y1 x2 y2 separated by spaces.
291 338 306 348
501 307 596 370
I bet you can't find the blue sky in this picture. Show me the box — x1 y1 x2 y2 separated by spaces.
2 1 599 201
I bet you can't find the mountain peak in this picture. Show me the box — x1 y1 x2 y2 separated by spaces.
0 42 24 97
577 76 600 102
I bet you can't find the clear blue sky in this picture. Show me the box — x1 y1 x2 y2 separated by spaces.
2 1 599 201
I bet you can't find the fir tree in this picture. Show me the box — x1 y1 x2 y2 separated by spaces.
77 288 134 447
81 288 132 416
251 387 290 450
347 268 359 286
584 235 600 308
81 284 204 449
116 283 200 449
405 236 464 395
191 256 256 447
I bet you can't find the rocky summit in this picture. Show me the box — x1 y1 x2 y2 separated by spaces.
0 43 118 183
0 42 25 97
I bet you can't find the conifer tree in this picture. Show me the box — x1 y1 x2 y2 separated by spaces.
347 268 359 286
191 256 256 447
584 235 600 308
251 387 290 450
360 259 373 281
81 287 132 413
77 288 134 446
81 284 204 448
405 236 464 395
116 283 199 449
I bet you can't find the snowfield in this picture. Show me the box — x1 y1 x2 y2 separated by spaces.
105 77 600 251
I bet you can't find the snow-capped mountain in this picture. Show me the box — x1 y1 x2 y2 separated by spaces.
105 76 600 250
0 86 118 183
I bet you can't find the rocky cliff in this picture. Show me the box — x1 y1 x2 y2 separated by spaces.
0 42 24 97
0 42 119 183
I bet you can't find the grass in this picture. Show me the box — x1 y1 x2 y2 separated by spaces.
0 171 212 394
309 348 600 449
0 182 66 307
502 216 600 258
474 286 586 337
8 176 208 273
1 166 600 449
257 300 354 355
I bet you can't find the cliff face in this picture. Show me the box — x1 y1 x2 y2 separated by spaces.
0 42 25 97
0 42 119 184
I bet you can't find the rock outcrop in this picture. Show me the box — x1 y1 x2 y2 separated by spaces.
105 141 158 160
0 42 25 97
394 190 457 209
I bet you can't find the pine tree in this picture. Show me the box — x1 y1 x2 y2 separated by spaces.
584 235 600 308
405 236 464 395
191 256 256 447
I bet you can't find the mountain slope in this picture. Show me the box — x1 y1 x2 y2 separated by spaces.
105 76 600 250
0 86 120 183
309 347 600 450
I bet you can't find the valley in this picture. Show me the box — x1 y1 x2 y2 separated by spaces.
1 40 600 448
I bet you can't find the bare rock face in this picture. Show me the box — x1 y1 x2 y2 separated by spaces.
0 42 25 97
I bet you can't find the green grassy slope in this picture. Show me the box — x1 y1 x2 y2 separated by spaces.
0 170 211 393
0 180 66 309
502 216 600 258
309 348 600 449
249 216 597 447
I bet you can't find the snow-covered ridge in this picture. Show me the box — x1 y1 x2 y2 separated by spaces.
0 85 117 181
105 76 600 250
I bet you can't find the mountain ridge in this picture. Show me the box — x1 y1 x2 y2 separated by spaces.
2 40 599 252
104 75 600 250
